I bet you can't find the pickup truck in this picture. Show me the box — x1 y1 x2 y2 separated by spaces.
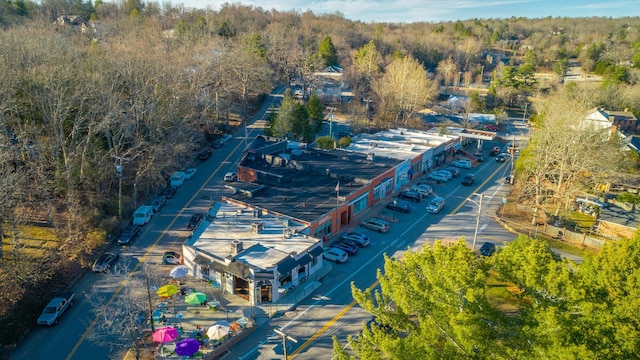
37 292 75 326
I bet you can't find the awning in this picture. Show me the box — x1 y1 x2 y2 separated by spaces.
209 261 227 274
308 246 323 257
295 254 312 267
253 271 275 281
194 254 211 266
227 261 252 279
277 256 298 276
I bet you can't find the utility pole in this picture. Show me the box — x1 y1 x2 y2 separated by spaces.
112 155 131 220
363 97 372 133
522 102 528 124
327 107 336 139
274 328 297 360
471 193 483 252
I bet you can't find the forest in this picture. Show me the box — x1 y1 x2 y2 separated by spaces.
2 0 640 350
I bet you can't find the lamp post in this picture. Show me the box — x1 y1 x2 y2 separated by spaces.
112 155 131 220
467 193 484 251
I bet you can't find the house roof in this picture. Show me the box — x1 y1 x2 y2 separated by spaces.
185 201 321 272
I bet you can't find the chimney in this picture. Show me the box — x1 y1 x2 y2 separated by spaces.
252 222 265 233
367 152 375 161
231 240 243 255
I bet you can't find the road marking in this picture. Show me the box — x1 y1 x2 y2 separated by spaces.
449 163 507 215
67 114 263 360
289 280 380 358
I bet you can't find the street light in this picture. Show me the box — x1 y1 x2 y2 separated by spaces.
467 193 484 251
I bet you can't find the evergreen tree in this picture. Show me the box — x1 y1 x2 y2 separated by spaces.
318 35 338 67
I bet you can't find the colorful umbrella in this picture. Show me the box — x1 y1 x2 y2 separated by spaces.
157 284 179 297
175 337 200 356
152 326 178 343
184 292 207 305
169 265 189 279
206 322 230 340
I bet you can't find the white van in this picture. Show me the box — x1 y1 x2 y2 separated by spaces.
132 206 154 226
170 172 186 187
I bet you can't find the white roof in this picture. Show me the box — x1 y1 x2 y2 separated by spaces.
186 201 319 270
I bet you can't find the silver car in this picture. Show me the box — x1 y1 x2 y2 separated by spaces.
360 217 390 233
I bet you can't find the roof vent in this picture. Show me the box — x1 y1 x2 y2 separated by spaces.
367 152 375 162
252 222 265 233
231 240 243 255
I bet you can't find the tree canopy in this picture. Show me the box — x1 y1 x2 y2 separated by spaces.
338 234 640 359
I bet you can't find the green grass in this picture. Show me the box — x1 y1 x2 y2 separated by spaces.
1 224 61 259
485 271 520 316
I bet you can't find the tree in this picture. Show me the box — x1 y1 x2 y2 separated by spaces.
86 261 163 359
436 57 459 86
318 35 338 67
306 93 325 133
372 55 436 127
354 40 382 78
521 88 619 223
349 240 501 359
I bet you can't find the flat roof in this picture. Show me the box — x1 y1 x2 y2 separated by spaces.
235 141 402 222
186 201 319 271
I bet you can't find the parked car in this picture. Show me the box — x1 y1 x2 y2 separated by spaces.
198 148 212 161
490 146 501 156
341 232 370 247
451 159 471 169
331 241 359 255
462 174 476 186
504 174 513 184
37 292 75 326
170 171 186 187
435 170 453 180
360 217 390 233
427 172 448 182
496 153 508 163
150 195 167 212
324 247 348 263
187 213 204 229
161 186 177 199
445 166 460 177
224 172 238 182
163 251 183 265
118 224 141 245
386 200 411 213
184 168 197 180
485 124 499 131
212 134 232 148
411 184 432 197
398 190 422 203
479 242 497 256
473 150 483 156
92 252 119 272
476 155 484 162
426 197 445 214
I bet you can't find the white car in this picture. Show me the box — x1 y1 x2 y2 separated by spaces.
224 172 238 182
341 232 370 247
184 168 197 180
324 247 348 263
427 172 448 182
411 184 432 197
451 160 472 169
435 170 452 180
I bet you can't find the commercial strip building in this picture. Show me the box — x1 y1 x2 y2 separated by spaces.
182 128 494 306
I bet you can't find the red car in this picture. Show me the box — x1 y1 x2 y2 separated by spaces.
485 124 499 131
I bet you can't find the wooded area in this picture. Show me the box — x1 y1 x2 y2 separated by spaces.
2 0 640 350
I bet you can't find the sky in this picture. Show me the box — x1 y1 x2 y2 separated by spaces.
170 0 640 23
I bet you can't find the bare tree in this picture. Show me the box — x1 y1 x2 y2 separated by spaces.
86 259 164 360
372 55 437 128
